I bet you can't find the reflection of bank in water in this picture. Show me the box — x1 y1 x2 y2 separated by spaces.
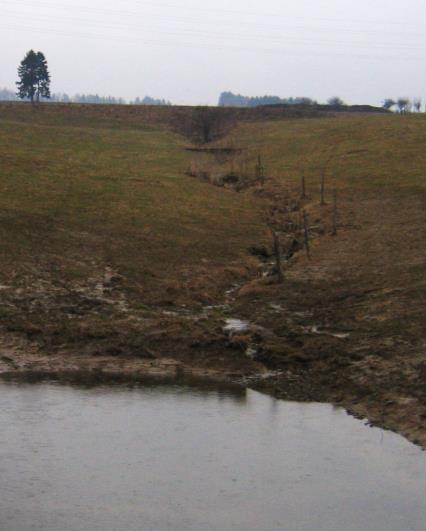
1 381 425 531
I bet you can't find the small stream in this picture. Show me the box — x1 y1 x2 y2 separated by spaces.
0 379 425 531
224 318 250 335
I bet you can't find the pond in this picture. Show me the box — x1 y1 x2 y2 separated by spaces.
1 378 425 531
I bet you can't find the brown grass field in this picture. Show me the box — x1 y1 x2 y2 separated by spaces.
0 102 424 447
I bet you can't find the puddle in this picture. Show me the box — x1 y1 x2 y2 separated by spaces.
224 318 250 335
0 380 424 531
310 325 350 339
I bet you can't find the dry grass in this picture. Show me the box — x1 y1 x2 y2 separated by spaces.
0 102 424 310
0 102 266 301
0 103 425 444
224 113 426 191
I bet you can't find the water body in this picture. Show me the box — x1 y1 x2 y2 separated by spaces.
1 379 425 531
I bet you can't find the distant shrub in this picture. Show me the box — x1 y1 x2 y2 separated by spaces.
189 107 235 144
327 97 346 106
218 91 315 107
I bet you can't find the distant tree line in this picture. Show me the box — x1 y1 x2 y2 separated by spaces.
218 93 353 107
132 96 171 106
52 93 171 105
219 92 426 112
1 87 172 106
326 96 346 106
218 91 316 107
6 48 426 114
50 94 172 105
0 88 17 101
50 93 126 104
9 52 174 106
382 98 423 113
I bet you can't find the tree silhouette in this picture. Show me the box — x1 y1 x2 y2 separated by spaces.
327 96 345 106
413 98 422 112
16 50 51 102
190 107 231 144
382 98 396 110
396 98 410 114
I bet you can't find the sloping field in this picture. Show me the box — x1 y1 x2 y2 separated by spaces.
0 103 424 446
229 113 426 189
226 114 426 446
0 103 265 300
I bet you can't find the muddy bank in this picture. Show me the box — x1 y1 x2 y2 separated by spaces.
0 305 424 450
0 186 424 449
1 352 424 449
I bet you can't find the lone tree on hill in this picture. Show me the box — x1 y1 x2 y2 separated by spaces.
413 98 422 112
16 50 51 102
382 98 396 110
396 98 410 114
327 96 345 106
190 107 232 144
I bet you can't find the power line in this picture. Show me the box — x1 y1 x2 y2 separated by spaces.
1 0 424 43
2 6 426 55
1 20 425 62
0 0 417 29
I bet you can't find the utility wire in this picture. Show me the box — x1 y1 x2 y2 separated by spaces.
0 0 417 29
2 6 425 56
1 19 424 62
1 0 424 43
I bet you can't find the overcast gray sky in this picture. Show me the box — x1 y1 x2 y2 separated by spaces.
1 0 425 105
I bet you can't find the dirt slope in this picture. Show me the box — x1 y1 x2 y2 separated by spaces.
0 103 424 447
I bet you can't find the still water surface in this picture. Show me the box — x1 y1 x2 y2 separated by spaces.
1 379 425 531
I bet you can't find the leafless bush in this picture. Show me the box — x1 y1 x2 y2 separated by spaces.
186 158 227 185
186 149 251 189
189 107 235 144
396 98 411 113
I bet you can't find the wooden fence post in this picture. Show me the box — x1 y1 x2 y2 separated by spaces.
297 209 302 232
320 169 326 206
271 229 284 283
332 188 337 235
303 210 311 259
256 154 265 185
301 173 306 199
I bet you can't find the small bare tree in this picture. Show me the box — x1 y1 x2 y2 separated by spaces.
382 98 396 111
413 98 422 112
190 107 232 144
327 96 345 106
396 98 410 114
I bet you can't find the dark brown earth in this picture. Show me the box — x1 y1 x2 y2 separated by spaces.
1 176 424 449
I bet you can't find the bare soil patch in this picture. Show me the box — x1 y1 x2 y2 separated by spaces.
0 105 423 448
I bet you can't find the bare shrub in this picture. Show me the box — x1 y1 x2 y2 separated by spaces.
186 148 251 189
396 98 410 114
327 96 345 107
189 107 235 144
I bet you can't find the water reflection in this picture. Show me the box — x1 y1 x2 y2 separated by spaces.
0 370 248 402
0 377 425 531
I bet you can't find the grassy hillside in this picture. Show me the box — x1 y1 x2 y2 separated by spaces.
0 103 266 302
0 102 424 445
226 113 426 189
227 113 426 446
0 102 424 308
